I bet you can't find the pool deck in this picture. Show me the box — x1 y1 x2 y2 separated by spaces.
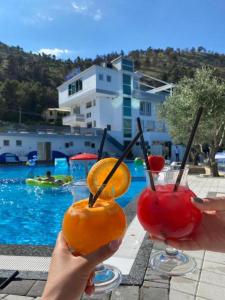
0 175 225 300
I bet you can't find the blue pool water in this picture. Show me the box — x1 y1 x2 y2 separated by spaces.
0 163 146 246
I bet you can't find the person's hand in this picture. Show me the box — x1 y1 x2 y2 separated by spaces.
165 197 225 252
42 232 122 300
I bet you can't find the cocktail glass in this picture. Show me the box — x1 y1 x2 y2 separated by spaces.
137 168 202 276
65 180 125 295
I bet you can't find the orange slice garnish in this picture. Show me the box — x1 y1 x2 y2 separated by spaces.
87 158 131 200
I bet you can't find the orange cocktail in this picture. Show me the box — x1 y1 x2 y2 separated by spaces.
62 157 131 294
63 198 126 254
62 158 130 254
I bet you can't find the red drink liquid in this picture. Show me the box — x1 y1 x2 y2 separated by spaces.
137 184 202 240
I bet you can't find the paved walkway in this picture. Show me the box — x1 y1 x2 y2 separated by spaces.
0 175 225 300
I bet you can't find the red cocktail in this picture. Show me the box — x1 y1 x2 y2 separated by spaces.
138 184 201 240
137 168 202 275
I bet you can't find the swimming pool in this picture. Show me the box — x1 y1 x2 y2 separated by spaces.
0 163 146 246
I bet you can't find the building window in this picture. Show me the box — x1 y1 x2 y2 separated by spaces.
3 140 9 146
73 106 80 114
86 101 92 108
85 141 91 146
140 101 151 116
107 124 111 131
16 140 22 146
86 112 91 118
123 97 131 117
140 101 145 114
68 79 82 96
123 85 131 95
123 74 131 96
87 122 92 128
49 111 53 116
93 120 96 127
65 142 69 148
123 74 131 85
123 107 131 116
123 119 132 138
99 74 104 81
93 99 96 106
91 143 95 148
146 120 155 131
106 75 111 82
146 102 151 115
122 58 133 72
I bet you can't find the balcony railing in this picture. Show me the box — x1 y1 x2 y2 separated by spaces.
144 121 167 133
63 114 85 125
132 89 151 100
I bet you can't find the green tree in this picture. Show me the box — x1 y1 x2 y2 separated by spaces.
159 67 225 176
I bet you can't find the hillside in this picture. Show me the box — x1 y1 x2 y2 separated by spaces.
0 42 225 124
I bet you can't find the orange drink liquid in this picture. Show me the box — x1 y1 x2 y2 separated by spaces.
62 198 126 255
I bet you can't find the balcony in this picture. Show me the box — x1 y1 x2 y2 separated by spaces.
132 89 151 100
62 114 85 126
144 121 167 133
132 88 166 102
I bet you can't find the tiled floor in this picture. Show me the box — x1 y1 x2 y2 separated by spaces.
169 175 225 300
1 175 225 299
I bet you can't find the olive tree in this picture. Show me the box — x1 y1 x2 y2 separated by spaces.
159 67 225 176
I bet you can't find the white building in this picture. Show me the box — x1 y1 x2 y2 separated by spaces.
58 56 177 158
0 129 121 163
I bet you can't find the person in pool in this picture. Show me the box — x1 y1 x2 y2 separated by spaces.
38 171 63 185
46 171 55 182
40 171 55 183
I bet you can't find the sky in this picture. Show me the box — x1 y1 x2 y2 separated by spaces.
0 0 225 60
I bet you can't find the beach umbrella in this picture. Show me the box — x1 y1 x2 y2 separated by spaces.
70 153 98 160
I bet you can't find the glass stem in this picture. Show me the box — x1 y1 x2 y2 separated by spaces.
165 247 178 256
95 263 105 272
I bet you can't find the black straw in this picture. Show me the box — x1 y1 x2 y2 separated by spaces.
97 128 107 161
137 118 156 191
89 131 141 207
88 128 107 205
173 107 203 191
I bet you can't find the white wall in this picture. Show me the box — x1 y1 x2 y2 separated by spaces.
0 133 122 161
58 67 97 107
96 66 121 93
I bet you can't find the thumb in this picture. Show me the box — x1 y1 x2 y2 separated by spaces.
84 239 122 269
192 197 225 212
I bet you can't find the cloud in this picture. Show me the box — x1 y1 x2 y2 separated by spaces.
93 9 102 21
72 2 88 13
38 48 71 58
23 13 54 25
36 13 54 22
71 1 102 21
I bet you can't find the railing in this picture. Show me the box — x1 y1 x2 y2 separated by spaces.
63 114 85 125
106 133 124 151
141 121 167 133
72 127 102 136
132 89 151 100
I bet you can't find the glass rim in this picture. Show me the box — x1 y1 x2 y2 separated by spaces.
72 180 112 189
145 167 189 174
73 179 87 186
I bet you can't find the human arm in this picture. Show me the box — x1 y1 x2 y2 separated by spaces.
42 232 121 300
165 196 225 252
